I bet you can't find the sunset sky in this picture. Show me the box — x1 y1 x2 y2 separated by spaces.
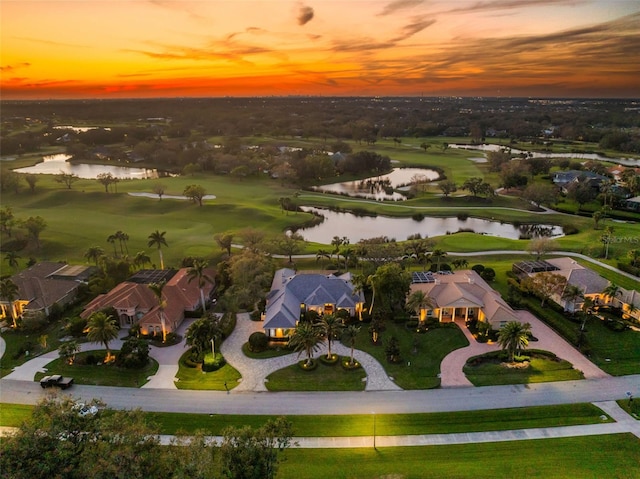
2 0 639 99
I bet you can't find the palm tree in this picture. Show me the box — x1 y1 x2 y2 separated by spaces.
288 322 324 367
185 315 223 360
320 314 344 359
148 230 168 269
367 273 378 315
148 281 167 342
133 251 151 270
187 260 213 312
428 249 448 271
452 258 468 270
114 230 129 255
602 283 621 307
561 284 584 314
628 249 640 267
497 321 531 363
343 324 361 366
86 311 119 362
406 290 434 324
315 249 331 268
0 278 20 328
4 251 20 272
84 246 104 265
106 234 118 256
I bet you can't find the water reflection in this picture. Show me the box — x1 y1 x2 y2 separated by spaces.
450 143 640 167
295 207 563 244
312 167 439 201
14 154 159 179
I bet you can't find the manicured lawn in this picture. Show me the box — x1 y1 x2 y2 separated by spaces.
33 350 158 387
348 322 469 389
277 435 640 479
241 342 294 359
265 358 366 392
0 402 612 436
464 350 584 386
174 350 242 390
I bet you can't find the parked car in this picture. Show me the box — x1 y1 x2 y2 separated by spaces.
39 374 74 389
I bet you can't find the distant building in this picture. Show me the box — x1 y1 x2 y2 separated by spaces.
552 170 607 193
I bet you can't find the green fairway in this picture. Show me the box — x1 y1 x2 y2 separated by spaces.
277 434 640 479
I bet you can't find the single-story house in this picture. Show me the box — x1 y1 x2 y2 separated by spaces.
514 257 639 320
408 270 520 330
1 262 95 323
263 268 365 340
623 196 640 212
81 268 215 336
552 170 607 194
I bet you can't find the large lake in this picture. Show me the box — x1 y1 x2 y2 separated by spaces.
13 154 159 179
295 207 562 243
312 167 439 201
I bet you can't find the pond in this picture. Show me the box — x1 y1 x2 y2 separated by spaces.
312 167 440 201
450 143 640 167
13 154 159 179
294 207 563 244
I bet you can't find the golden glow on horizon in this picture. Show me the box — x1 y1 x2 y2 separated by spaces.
2 0 639 99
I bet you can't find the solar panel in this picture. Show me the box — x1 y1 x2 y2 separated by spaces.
412 271 435 283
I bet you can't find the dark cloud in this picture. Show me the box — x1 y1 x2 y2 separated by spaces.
443 0 586 15
0 62 31 72
377 0 424 16
296 4 314 26
391 17 436 41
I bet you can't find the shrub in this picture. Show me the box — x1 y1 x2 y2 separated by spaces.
202 352 226 372
319 353 339 365
249 310 262 321
471 264 485 274
248 331 269 352
341 356 361 369
298 358 318 371
65 316 88 337
480 267 496 282
563 224 579 235
20 313 47 333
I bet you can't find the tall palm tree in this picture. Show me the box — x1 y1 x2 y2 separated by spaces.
114 230 129 255
320 314 344 359
148 230 168 270
343 324 361 366
86 311 119 361
288 322 324 367
0 278 20 328
561 284 584 314
4 251 20 272
106 234 118 256
497 321 531 363
406 290 434 324
84 246 104 265
628 249 640 267
367 273 378 315
187 260 213 312
148 281 167 342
